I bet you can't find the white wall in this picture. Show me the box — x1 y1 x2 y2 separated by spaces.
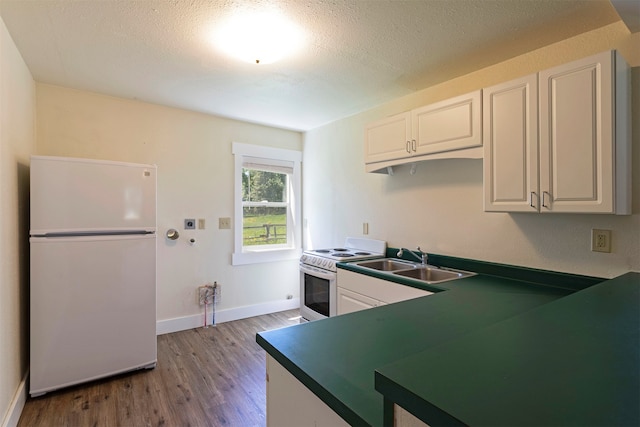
35 84 303 331
303 22 640 279
0 16 35 427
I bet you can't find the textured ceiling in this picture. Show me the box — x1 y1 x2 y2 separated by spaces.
0 0 628 131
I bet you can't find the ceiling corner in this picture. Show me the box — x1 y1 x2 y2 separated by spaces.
610 0 640 33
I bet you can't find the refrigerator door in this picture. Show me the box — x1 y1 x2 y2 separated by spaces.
30 233 157 396
30 156 156 234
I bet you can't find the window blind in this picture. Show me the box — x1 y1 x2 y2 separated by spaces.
242 156 294 175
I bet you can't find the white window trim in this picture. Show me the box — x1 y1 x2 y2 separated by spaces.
232 142 302 265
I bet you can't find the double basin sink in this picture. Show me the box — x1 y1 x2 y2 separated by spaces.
353 258 475 285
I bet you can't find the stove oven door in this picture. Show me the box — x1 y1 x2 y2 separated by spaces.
299 264 336 322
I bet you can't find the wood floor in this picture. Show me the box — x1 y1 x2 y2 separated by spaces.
19 309 301 427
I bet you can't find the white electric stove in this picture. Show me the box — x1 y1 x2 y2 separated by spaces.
299 237 386 321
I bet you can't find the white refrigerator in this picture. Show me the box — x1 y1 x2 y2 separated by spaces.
29 155 157 397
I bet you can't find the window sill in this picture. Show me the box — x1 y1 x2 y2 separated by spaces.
232 248 301 266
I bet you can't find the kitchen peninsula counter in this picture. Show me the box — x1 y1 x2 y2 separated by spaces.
375 271 639 427
256 259 638 426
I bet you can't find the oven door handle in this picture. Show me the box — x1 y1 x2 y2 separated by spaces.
299 264 336 280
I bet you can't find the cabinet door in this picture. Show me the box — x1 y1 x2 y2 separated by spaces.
364 112 412 164
412 90 481 155
337 287 379 315
337 269 432 309
266 355 349 427
483 75 539 212
539 51 615 213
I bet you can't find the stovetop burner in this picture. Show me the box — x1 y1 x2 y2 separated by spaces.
300 237 387 272
304 247 380 261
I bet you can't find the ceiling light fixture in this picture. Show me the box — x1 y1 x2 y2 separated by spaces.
215 11 306 65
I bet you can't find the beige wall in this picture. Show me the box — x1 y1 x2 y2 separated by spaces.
35 84 303 325
0 17 35 427
3 15 639 425
303 22 640 278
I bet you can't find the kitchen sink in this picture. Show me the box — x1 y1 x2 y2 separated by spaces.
393 267 470 283
352 258 475 285
354 259 418 272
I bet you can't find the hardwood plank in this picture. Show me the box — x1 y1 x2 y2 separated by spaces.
19 309 301 427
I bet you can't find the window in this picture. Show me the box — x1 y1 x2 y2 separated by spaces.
232 142 302 265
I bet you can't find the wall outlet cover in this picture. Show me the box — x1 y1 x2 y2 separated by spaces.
591 229 611 253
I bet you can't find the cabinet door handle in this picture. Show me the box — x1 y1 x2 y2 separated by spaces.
411 139 417 152
542 191 550 208
530 192 537 209
406 141 411 153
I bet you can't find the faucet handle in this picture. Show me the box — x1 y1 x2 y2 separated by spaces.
416 246 427 264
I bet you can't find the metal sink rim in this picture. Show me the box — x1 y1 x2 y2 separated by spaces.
352 258 420 272
352 258 476 284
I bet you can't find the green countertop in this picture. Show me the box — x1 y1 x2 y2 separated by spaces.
375 271 640 427
256 258 603 426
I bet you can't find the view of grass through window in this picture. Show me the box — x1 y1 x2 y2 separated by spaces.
242 168 288 246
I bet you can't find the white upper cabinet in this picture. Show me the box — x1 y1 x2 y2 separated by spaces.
364 112 412 164
412 91 482 155
483 75 539 212
539 51 630 214
364 91 482 173
484 50 631 214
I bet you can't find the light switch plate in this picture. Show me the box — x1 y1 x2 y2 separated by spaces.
219 217 231 229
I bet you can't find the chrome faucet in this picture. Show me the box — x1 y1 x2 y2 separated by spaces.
397 246 427 265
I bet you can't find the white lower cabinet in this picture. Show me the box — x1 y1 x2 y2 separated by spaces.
337 287 385 314
337 269 433 315
266 354 349 427
395 404 431 427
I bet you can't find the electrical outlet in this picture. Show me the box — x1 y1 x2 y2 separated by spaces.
219 217 231 229
591 229 611 253
185 218 196 229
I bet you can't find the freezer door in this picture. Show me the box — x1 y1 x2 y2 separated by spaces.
30 156 156 234
30 234 157 396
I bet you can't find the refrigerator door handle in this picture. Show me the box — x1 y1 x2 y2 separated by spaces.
31 230 155 238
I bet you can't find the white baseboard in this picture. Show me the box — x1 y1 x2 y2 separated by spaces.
1 371 28 427
156 298 300 335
